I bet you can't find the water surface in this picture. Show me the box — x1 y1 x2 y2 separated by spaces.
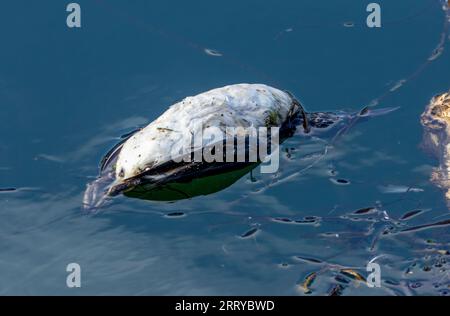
0 0 449 295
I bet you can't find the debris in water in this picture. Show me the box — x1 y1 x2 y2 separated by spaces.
295 216 319 224
438 289 450 296
343 21 355 28
204 48 223 57
409 281 423 289
295 256 323 264
405 262 417 275
330 178 351 186
321 232 340 238
328 284 345 296
400 209 424 220
390 79 406 92
239 227 260 238
164 212 186 218
278 262 290 269
378 184 423 194
271 216 319 224
328 168 338 177
0 188 17 192
353 207 376 215
400 218 450 233
271 217 293 224
339 269 366 282
299 272 317 294
428 47 444 61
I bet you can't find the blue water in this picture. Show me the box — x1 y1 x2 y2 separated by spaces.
0 0 449 295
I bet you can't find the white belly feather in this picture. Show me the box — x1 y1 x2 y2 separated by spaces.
115 83 294 181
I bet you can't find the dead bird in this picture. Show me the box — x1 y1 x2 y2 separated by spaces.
83 83 397 210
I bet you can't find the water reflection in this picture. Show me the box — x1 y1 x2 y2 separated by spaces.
125 164 258 202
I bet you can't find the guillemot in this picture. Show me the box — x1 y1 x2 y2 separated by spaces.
83 83 395 209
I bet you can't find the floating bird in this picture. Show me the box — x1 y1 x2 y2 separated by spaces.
83 83 396 209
